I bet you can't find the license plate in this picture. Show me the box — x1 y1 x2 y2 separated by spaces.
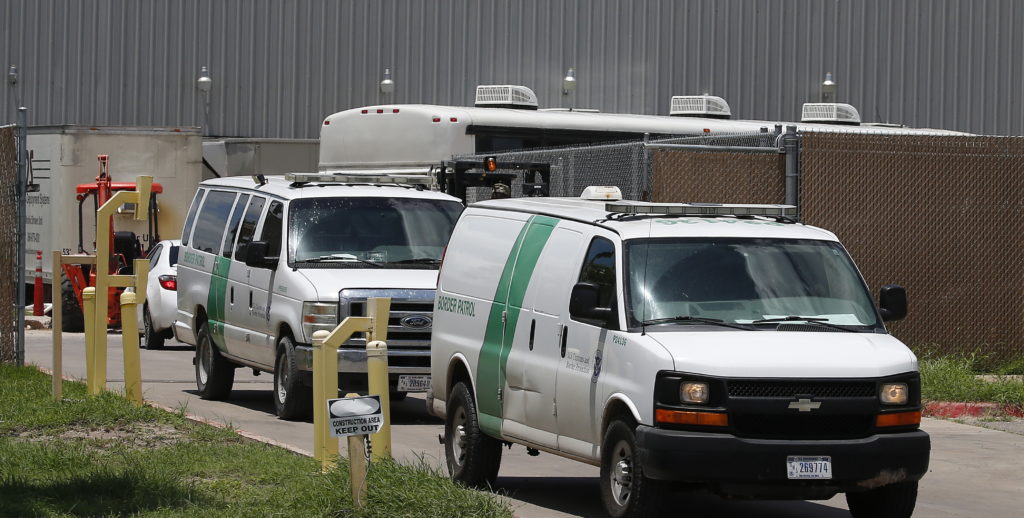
786 456 832 480
397 375 431 392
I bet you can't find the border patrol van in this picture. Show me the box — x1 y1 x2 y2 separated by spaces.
429 188 928 518
175 172 462 419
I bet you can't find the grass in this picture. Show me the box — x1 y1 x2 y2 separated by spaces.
918 354 1024 407
0 364 513 518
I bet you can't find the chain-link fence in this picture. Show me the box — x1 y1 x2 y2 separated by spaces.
801 132 1024 365
0 125 18 364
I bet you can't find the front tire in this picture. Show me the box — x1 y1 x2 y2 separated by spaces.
195 321 235 400
600 420 666 518
444 381 502 487
142 306 165 350
846 481 918 518
273 335 312 420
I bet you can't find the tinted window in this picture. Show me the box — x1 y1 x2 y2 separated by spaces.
180 189 205 246
261 201 284 258
576 236 617 327
234 196 267 258
221 194 249 258
167 245 179 267
147 244 162 266
191 190 237 254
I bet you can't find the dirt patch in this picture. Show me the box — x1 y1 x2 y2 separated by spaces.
17 422 187 449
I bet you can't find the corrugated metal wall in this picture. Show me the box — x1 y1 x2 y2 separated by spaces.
3 0 1022 138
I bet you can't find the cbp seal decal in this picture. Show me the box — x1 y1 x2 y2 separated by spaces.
400 315 433 329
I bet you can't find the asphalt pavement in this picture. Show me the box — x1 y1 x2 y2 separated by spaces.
24 329 1024 518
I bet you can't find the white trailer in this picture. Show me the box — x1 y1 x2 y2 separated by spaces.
25 125 202 288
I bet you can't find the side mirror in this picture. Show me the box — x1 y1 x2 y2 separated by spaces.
569 282 614 323
878 284 907 322
242 241 274 269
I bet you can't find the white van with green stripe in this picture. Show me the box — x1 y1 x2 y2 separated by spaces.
429 189 928 518
174 173 462 420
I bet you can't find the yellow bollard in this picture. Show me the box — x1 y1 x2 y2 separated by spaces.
82 287 98 395
51 252 63 401
119 291 143 405
365 297 392 461
312 330 338 471
346 392 369 508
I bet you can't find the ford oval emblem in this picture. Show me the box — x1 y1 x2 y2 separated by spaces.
400 315 433 329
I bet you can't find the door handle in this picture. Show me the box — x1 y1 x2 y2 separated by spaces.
560 325 567 358
249 291 254 309
529 319 535 351
229 286 234 304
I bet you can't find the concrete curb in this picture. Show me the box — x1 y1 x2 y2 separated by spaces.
32 365 314 458
924 401 1024 419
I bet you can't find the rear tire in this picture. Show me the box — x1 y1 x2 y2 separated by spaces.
273 335 312 420
142 306 165 350
846 481 918 518
60 274 84 333
444 382 502 487
600 420 667 518
195 321 234 400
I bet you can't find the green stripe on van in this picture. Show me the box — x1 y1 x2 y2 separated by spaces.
476 215 558 436
206 256 231 352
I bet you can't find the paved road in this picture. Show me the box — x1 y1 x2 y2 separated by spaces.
25 329 1024 518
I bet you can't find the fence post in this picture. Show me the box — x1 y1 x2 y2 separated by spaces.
119 290 143 405
51 252 62 400
783 125 801 216
365 297 391 461
16 107 27 366
82 287 97 394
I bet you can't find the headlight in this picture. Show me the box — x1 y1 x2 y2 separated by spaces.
880 383 908 405
680 382 709 404
301 301 338 339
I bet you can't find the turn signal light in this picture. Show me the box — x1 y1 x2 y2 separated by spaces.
484 157 498 172
875 410 921 427
655 409 728 427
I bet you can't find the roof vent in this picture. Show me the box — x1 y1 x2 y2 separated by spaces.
580 186 622 201
801 103 861 125
475 85 539 110
669 95 732 119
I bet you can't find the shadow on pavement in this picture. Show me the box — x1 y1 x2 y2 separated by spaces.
498 476 850 518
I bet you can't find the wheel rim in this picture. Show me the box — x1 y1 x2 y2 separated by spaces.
450 405 468 467
276 353 288 404
198 338 211 385
608 439 634 507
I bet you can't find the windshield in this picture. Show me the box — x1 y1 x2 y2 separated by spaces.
626 238 881 330
288 197 463 268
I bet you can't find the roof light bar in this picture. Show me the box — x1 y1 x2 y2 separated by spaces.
285 172 432 186
606 202 796 217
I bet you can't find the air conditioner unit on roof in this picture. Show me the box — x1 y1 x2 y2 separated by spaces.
475 85 539 109
670 95 732 119
801 103 861 125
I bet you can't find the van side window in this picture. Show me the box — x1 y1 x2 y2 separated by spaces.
191 190 237 254
234 196 266 258
261 201 284 258
180 189 205 247
576 236 618 327
221 194 250 258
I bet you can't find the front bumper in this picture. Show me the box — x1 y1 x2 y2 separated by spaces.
293 344 430 374
636 425 930 499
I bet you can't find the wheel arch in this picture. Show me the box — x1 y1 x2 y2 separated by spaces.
600 393 642 443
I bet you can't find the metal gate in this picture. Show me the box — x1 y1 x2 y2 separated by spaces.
0 125 19 364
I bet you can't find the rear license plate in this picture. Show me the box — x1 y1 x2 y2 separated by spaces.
397 375 431 392
786 456 832 480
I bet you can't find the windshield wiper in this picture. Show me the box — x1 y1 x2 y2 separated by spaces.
390 257 441 265
751 316 857 332
301 254 384 268
640 316 753 331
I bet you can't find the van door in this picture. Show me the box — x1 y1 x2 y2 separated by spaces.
222 194 262 363
249 200 283 367
503 225 584 448
556 233 620 458
188 189 239 354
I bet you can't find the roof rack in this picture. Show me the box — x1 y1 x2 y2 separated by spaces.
606 202 796 217
285 171 432 186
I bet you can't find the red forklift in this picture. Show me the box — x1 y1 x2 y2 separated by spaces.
60 155 163 332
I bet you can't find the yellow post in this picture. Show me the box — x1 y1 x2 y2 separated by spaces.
92 176 152 397
366 297 392 461
119 290 143 405
82 287 98 395
51 251 63 401
311 330 329 470
346 392 369 508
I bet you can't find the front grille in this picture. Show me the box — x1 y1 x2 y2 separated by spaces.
727 380 876 399
731 413 874 439
340 289 435 349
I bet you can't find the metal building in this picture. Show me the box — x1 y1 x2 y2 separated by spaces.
3 0 1022 138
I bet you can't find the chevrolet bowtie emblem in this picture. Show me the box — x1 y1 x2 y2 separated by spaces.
788 398 822 412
